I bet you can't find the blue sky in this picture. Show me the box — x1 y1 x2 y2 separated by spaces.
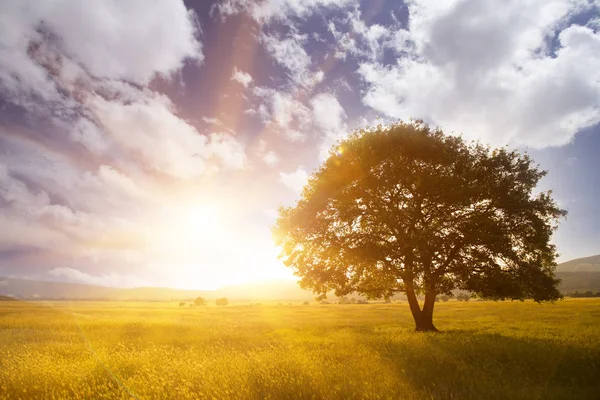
0 0 599 289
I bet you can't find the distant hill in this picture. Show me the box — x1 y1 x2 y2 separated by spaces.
556 272 600 293
556 255 600 272
0 277 315 301
0 295 16 301
555 255 600 293
3 254 600 300
0 277 212 301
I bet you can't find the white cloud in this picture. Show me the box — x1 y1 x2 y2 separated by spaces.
202 117 221 125
231 67 253 88
207 133 247 170
0 0 202 91
212 0 356 23
358 0 600 147
253 86 311 141
312 93 347 133
279 166 309 193
255 139 279 167
329 7 393 61
88 94 210 179
261 32 314 86
311 93 348 160
0 0 250 282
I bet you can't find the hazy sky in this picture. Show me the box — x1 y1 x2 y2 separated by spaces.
1 0 599 289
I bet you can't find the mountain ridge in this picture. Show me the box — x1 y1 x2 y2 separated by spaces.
2 254 599 300
556 254 600 272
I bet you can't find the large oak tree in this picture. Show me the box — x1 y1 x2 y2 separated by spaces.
273 122 566 331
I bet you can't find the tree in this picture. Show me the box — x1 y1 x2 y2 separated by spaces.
215 297 228 306
456 293 470 302
273 121 565 332
194 297 206 306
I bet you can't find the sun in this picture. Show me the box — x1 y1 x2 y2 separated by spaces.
179 204 221 240
140 197 294 289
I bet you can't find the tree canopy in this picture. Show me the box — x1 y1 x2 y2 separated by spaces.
194 297 206 306
273 121 566 331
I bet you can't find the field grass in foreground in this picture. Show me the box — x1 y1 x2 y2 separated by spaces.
1 299 599 399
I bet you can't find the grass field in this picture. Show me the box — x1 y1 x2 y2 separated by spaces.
1 299 599 399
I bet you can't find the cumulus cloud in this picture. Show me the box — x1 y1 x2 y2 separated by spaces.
328 7 394 61
0 0 202 92
279 166 309 193
311 93 348 160
357 0 600 147
261 32 324 87
253 86 311 141
207 133 247 170
0 0 250 282
232 67 253 88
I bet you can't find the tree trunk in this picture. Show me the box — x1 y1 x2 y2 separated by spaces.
405 287 439 332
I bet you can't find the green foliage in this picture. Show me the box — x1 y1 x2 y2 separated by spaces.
2 300 599 399
274 121 565 330
215 297 229 306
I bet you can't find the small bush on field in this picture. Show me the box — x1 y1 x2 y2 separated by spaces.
215 297 228 306
456 293 471 302
439 295 450 302
194 297 206 306
303 301 310 305
179 302 186 307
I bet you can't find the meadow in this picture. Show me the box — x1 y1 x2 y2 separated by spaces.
1 299 599 400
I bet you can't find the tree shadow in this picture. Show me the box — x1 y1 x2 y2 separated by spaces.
356 328 600 400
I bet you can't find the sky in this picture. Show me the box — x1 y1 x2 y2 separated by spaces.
0 0 599 290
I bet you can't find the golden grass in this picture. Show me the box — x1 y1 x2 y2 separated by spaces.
1 299 599 399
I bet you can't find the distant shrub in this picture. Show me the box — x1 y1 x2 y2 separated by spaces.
439 295 450 302
568 291 600 298
278 303 283 305
303 301 310 305
215 297 228 306
288 303 292 305
179 302 186 307
456 293 471 302
194 297 206 306
320 300 331 305
357 299 369 304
